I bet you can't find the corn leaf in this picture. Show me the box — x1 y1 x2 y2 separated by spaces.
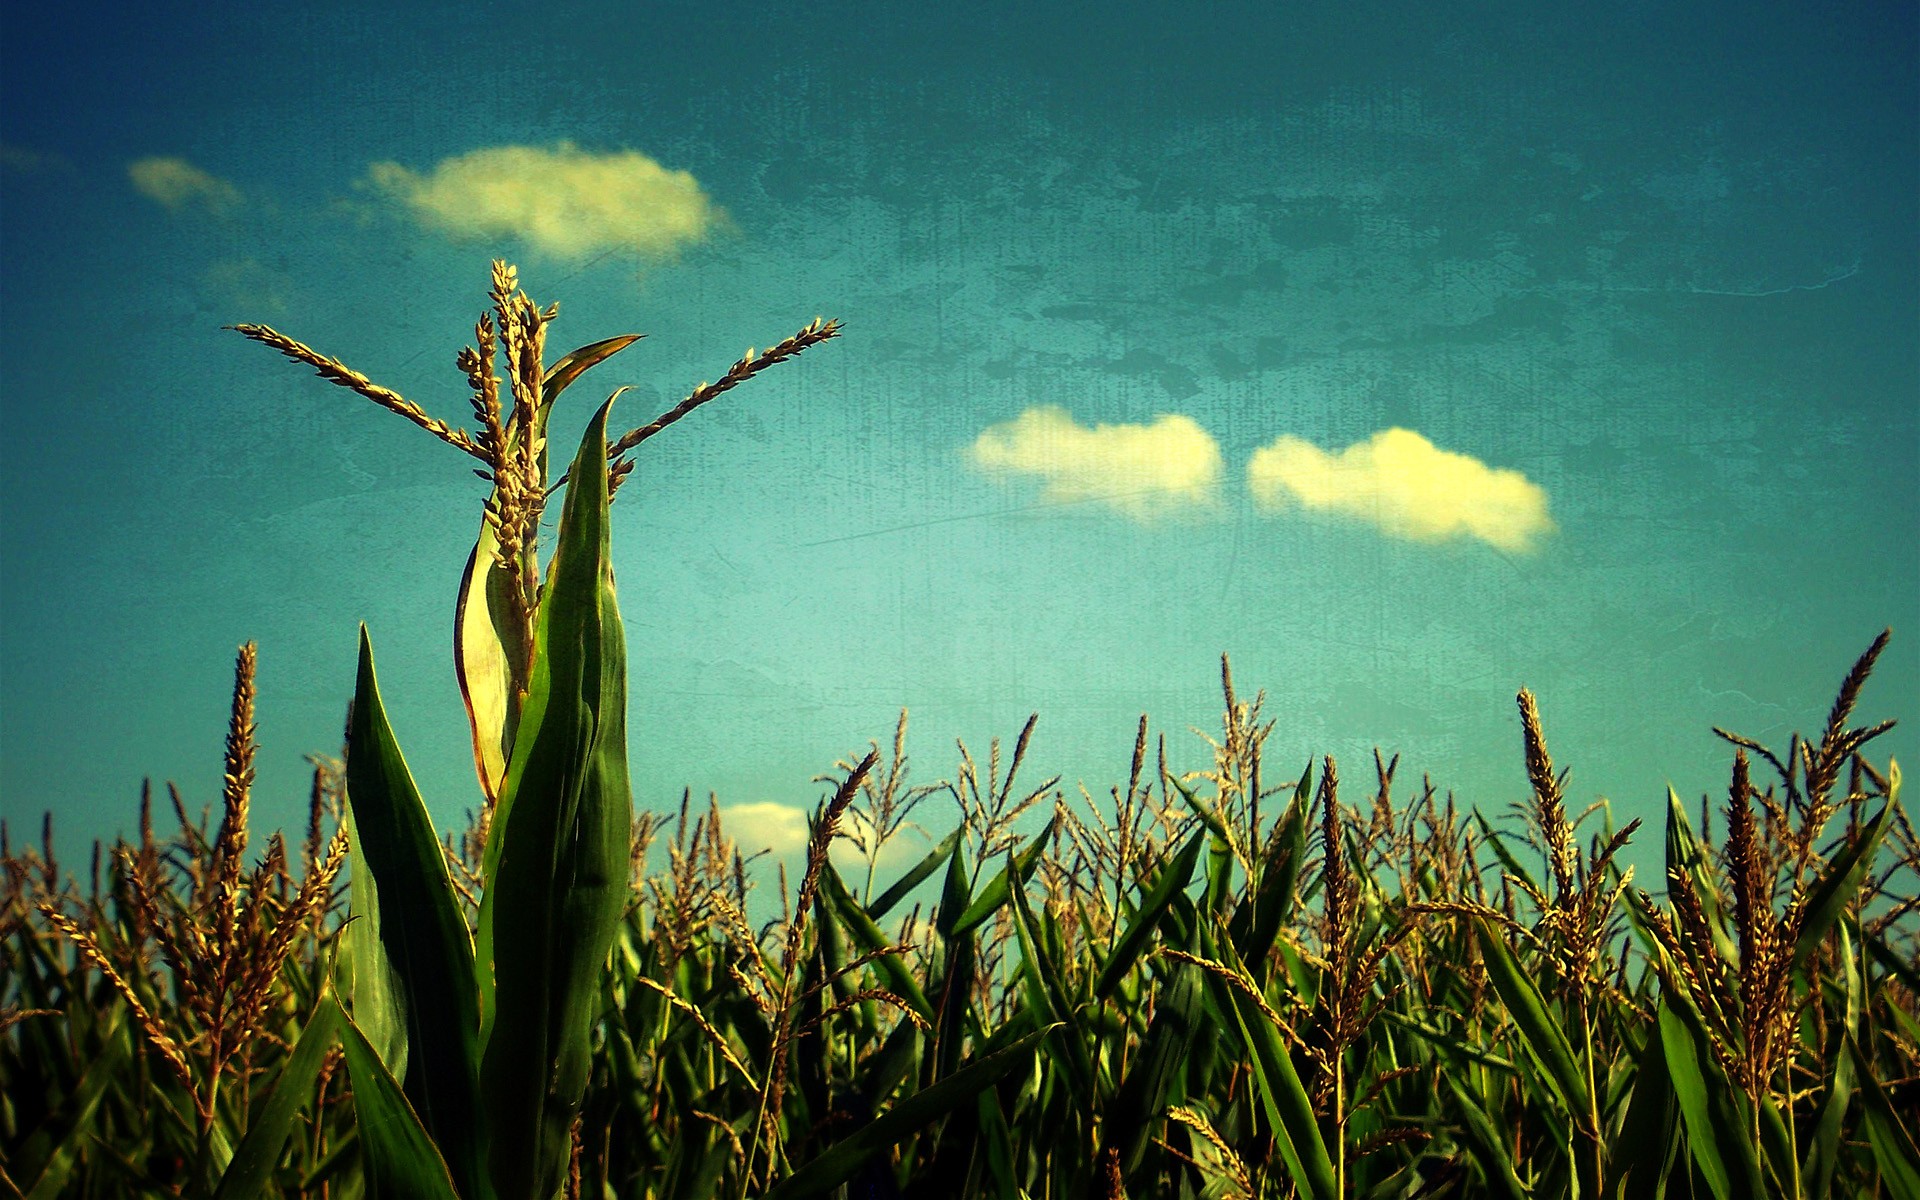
1657 999 1763 1200
1803 922 1861 1200
477 396 634 1200
1207 930 1337 1200
1093 825 1205 1002
1855 1029 1920 1200
1790 788 1896 976
453 531 524 806
867 826 962 921
15 1009 130 1200
1472 918 1588 1118
333 995 464 1200
761 1025 1055 1200
949 814 1060 937
343 627 486 1199
1444 1074 1531 1200
214 996 343 1200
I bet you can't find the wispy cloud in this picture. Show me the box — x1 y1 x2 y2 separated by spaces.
129 156 242 213
968 405 1224 520
365 141 724 261
1247 427 1554 552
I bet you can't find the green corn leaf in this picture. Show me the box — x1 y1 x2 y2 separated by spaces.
333 995 464 1200
867 826 962 921
818 861 936 1026
948 814 1060 937
1444 1074 1532 1200
1228 762 1310 984
344 627 486 1199
1206 930 1337 1200
477 396 635 1200
1663 790 1738 967
1803 922 1860 1200
1608 1027 1680 1200
928 834 976 1086
1472 918 1588 1119
1790 787 1896 976
1382 1010 1518 1074
15 1008 130 1200
213 995 343 1200
1855 1030 1920 1200
760 1024 1055 1200
1093 825 1205 1001
1005 852 1095 1095
1657 999 1763 1200
1107 911 1206 1178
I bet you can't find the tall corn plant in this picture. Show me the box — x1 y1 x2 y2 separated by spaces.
232 264 839 1200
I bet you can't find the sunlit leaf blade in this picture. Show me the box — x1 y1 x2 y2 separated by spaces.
333 996 464 1200
453 533 523 805
345 627 486 1198
1658 999 1763 1200
477 396 634 1200
542 334 642 410
214 997 342 1200
761 1025 1056 1200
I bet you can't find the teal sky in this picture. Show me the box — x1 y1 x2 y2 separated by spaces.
2 1 1914 892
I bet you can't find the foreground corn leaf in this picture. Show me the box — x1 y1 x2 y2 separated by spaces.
213 995 343 1200
478 396 634 1200
949 814 1060 937
333 995 464 1200
344 627 487 1199
1109 896 1206 1180
761 1024 1057 1200
1803 922 1861 1200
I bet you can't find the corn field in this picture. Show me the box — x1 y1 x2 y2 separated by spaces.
2 264 1915 1200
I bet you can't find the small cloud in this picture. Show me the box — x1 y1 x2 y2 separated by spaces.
968 405 1224 520
129 156 243 213
365 141 724 260
1 143 73 176
203 258 291 315
1247 427 1554 552
719 802 811 859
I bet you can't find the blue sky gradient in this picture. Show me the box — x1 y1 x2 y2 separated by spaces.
3 1 1914 892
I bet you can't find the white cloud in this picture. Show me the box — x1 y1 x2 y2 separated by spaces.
1247 427 1554 553
129 156 242 213
365 142 724 260
718 801 810 859
968 405 1224 520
